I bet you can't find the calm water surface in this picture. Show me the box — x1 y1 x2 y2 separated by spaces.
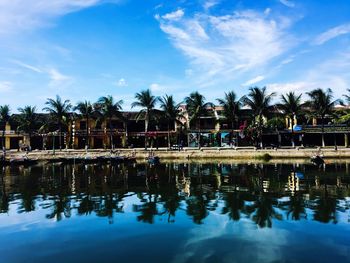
0 161 350 263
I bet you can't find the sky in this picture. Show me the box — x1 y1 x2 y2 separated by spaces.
0 0 350 111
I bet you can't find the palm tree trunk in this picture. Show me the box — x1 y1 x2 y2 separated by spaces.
59 123 62 150
109 118 113 150
124 121 128 148
198 119 201 149
145 113 148 150
321 117 325 147
167 123 171 149
231 120 235 147
291 116 295 147
259 115 263 148
86 116 89 149
2 129 5 151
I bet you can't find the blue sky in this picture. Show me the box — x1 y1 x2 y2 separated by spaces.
0 0 350 111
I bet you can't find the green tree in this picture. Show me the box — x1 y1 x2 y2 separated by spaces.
306 88 337 147
278 92 303 147
74 101 94 149
131 89 158 149
243 87 275 148
184 92 213 148
159 95 183 148
43 95 72 150
0 105 10 150
17 106 38 148
95 95 123 149
217 91 241 146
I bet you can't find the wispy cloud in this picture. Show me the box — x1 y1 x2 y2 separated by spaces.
0 81 13 93
47 68 72 88
313 23 350 45
203 0 220 11
161 9 184 21
10 59 42 73
0 0 120 34
242 75 265 86
157 9 296 87
279 0 295 8
116 78 128 87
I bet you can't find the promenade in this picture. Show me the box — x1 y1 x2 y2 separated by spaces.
4 146 350 162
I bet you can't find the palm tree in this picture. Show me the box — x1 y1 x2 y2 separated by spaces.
96 95 123 149
17 106 38 148
159 95 183 149
43 95 72 150
343 88 350 104
278 92 303 147
243 87 275 148
0 105 10 150
131 89 158 149
217 91 241 146
184 92 213 148
306 88 337 147
74 101 94 149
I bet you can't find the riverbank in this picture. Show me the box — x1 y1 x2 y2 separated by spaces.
3 147 350 162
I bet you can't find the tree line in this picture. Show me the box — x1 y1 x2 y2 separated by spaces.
0 87 349 149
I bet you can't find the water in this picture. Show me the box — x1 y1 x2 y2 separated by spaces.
0 161 350 263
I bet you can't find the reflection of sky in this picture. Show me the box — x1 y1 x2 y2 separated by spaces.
0 194 349 263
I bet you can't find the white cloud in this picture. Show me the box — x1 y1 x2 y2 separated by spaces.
116 78 127 87
267 82 310 96
157 10 295 87
203 0 219 11
47 68 72 88
242 75 265 86
313 23 350 45
161 9 184 21
264 8 271 16
0 81 13 93
0 0 119 34
150 83 162 92
10 59 42 73
279 0 295 8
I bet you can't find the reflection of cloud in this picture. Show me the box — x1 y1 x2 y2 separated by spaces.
171 212 289 263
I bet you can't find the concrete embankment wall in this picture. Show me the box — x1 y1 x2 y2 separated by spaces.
18 147 350 161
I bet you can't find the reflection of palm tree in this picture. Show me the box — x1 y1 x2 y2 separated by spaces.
96 193 124 224
287 194 306 220
186 189 209 224
0 170 9 213
221 192 245 221
249 194 282 228
133 194 159 224
46 195 71 221
313 185 338 223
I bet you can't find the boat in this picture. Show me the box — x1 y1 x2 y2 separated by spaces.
311 155 324 166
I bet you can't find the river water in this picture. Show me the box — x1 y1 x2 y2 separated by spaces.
0 161 349 263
